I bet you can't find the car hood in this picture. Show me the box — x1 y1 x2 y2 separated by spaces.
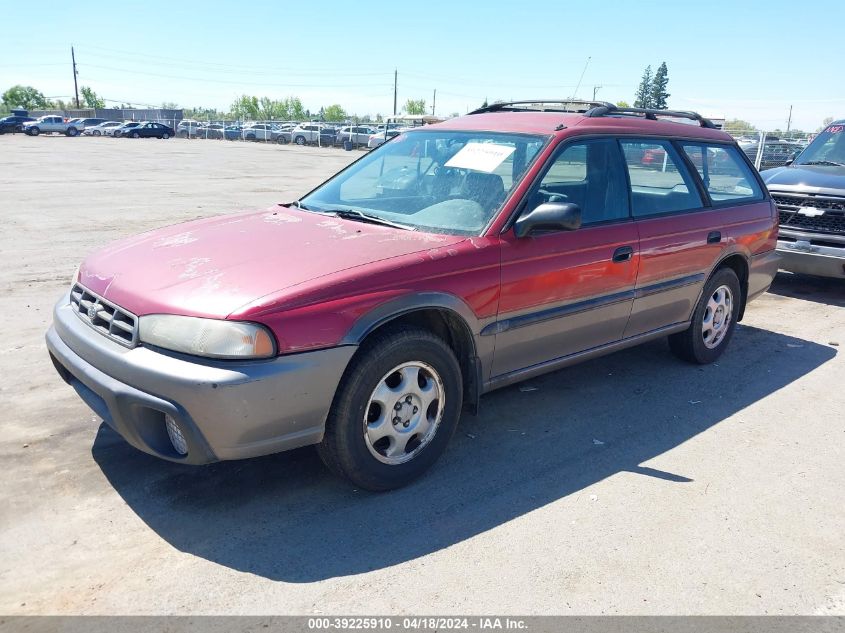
761 165 845 194
78 207 464 318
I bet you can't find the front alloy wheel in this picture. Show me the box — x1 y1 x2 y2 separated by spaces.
364 362 445 465
318 325 463 490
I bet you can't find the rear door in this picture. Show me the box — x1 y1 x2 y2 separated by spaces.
493 138 639 377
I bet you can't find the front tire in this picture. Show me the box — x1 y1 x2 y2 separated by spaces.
93 130 101 136
66 127 79 137
131 131 140 138
295 135 306 145
28 127 40 136
318 326 463 491
669 267 741 364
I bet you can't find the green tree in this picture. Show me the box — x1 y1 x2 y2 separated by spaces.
616 100 630 108
723 119 757 134
2 85 49 110
230 95 260 120
633 65 652 109
322 104 346 122
80 86 105 109
650 62 670 109
405 98 426 115
286 97 305 121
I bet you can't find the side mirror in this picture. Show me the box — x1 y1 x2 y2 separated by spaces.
514 202 582 238
784 150 799 167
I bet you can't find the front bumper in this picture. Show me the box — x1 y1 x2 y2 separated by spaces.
777 237 845 279
46 295 356 464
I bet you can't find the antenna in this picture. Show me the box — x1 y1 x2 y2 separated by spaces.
571 56 591 100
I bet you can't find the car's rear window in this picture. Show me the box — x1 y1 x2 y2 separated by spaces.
681 143 764 204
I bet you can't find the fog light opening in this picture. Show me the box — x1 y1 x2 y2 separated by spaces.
165 414 188 456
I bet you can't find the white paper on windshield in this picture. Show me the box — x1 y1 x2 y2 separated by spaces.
445 142 516 173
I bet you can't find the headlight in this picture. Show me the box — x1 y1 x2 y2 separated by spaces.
138 315 276 359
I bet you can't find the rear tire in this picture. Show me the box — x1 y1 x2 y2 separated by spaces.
162 132 169 139
318 326 463 491
669 267 741 364
295 135 306 145
66 127 79 137
131 131 140 138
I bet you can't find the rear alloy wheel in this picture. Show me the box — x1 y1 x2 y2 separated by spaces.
669 267 741 364
66 127 79 137
295 135 306 145
162 132 169 139
276 135 288 144
131 131 140 138
318 326 463 491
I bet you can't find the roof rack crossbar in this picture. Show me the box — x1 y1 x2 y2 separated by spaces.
584 104 717 128
468 99 616 115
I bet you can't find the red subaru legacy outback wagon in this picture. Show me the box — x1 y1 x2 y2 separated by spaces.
47 101 779 490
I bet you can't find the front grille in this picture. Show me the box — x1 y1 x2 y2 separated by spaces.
70 283 139 347
773 193 845 235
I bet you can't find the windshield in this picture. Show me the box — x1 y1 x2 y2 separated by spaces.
300 130 547 235
795 124 845 166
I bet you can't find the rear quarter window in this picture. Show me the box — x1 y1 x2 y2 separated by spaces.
681 143 764 204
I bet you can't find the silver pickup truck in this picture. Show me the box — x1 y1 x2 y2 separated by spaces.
23 116 83 137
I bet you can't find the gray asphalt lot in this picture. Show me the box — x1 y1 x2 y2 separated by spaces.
1 134 843 615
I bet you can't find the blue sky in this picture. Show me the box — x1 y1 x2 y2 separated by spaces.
2 0 842 130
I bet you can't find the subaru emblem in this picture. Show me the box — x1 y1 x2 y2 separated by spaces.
87 302 98 319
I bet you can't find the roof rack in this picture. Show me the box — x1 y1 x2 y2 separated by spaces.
468 99 616 115
584 104 717 128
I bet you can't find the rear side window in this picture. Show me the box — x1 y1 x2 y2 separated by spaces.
620 140 703 217
681 144 763 203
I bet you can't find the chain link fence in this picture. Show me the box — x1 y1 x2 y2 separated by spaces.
722 128 814 171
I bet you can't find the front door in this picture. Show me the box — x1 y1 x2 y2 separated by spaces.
492 138 639 377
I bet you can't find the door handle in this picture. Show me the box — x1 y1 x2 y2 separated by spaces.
707 231 722 244
612 246 634 263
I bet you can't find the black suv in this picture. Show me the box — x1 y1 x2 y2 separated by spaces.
0 115 35 134
761 121 845 279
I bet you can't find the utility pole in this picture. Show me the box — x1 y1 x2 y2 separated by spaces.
432 89 436 116
592 85 602 101
786 105 793 134
71 46 80 109
393 68 397 116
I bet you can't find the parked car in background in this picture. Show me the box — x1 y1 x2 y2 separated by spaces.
0 115 35 134
23 115 84 136
223 125 243 140
176 120 202 139
84 121 123 136
243 123 287 142
367 128 403 148
762 120 845 279
47 100 778 490
319 126 338 146
196 123 225 139
67 117 107 130
336 126 376 146
122 121 175 139
291 123 327 145
112 122 144 138
740 139 804 170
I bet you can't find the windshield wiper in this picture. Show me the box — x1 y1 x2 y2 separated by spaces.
800 160 845 167
324 208 417 231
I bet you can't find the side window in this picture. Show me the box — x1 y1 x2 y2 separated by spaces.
533 139 629 225
681 143 763 203
620 140 703 217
